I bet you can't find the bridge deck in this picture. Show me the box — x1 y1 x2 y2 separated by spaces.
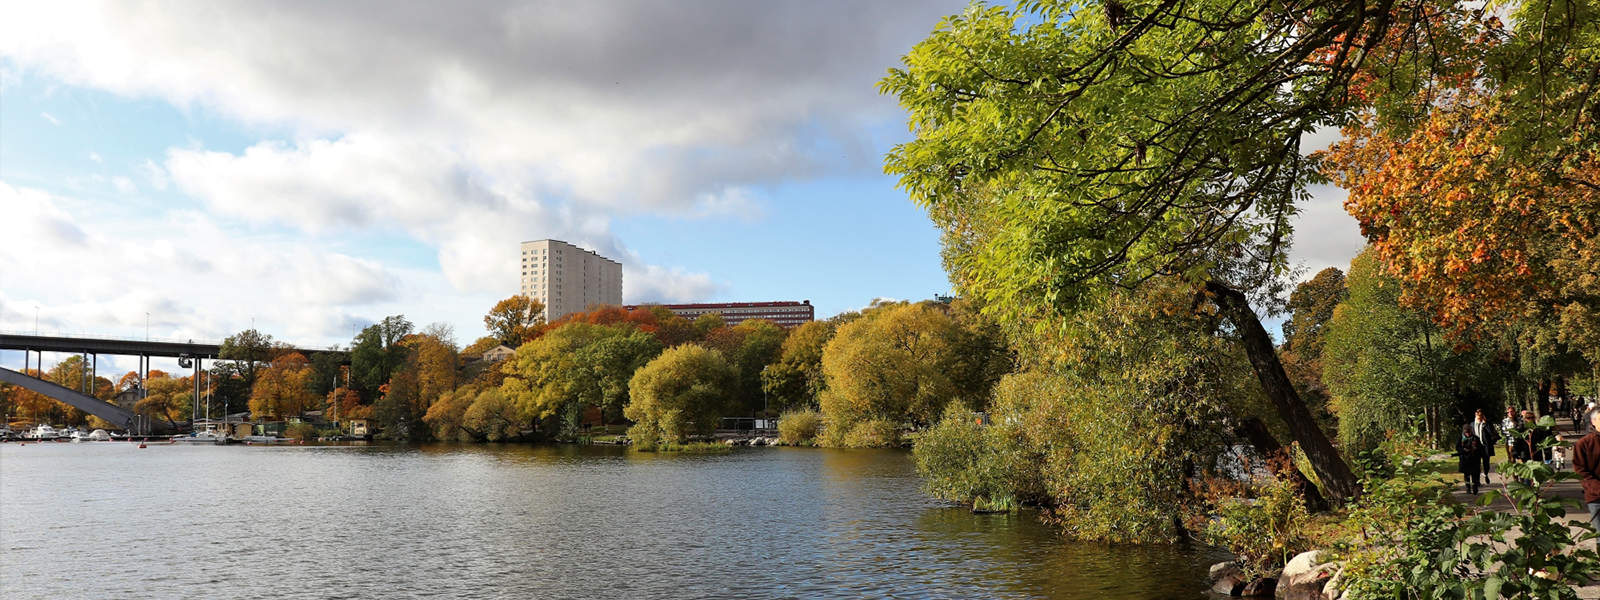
0 333 335 359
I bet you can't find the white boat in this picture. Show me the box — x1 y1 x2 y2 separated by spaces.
86 429 112 441
27 424 61 440
172 431 228 445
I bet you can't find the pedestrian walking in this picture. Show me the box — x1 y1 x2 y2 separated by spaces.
1455 425 1487 495
1503 406 1525 464
1469 409 1498 481
1572 410 1600 532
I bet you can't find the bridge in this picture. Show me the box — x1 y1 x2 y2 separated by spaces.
0 366 161 433
0 332 342 433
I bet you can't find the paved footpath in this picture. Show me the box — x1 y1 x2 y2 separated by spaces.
1444 417 1599 597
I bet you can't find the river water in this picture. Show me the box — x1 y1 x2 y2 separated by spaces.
1 442 1225 598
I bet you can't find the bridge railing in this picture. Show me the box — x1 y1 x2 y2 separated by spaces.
0 329 224 346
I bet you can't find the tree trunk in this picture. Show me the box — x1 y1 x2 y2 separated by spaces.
1234 417 1329 512
1207 280 1362 503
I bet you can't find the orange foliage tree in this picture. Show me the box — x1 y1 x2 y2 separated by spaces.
249 352 315 420
1325 95 1599 347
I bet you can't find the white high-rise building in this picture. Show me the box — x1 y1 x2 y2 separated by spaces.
519 239 623 322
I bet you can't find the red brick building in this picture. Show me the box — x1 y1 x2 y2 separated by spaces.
626 301 814 328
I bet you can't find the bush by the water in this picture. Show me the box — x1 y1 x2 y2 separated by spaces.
777 409 821 445
914 403 1041 512
1194 472 1314 579
820 417 901 448
630 441 730 454
283 422 317 441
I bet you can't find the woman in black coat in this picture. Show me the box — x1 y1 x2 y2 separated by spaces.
1456 425 1486 494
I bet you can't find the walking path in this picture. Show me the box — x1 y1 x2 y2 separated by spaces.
1444 415 1598 597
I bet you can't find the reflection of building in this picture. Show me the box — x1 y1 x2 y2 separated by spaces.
520 239 623 322
627 301 814 328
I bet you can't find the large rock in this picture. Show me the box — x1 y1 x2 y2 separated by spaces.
1242 577 1278 597
1210 562 1246 596
1276 550 1340 600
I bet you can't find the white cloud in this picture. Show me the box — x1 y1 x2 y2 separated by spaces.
0 182 404 345
621 264 721 304
0 1 960 213
138 159 169 190
1287 184 1367 279
40 111 60 125
111 176 135 194
0 1 966 343
87 151 102 163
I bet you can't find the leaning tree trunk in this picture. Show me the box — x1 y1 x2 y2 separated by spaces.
1234 417 1329 513
1207 281 1362 503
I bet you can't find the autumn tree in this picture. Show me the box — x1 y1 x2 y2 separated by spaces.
137 372 192 426
499 322 662 436
404 333 458 410
249 352 315 420
423 384 482 442
484 295 546 347
462 388 524 442
624 345 736 449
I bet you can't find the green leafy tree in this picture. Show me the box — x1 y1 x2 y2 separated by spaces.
704 320 788 415
1282 268 1348 428
1322 249 1472 450
819 302 966 442
761 321 837 412
350 315 413 398
219 328 276 392
624 345 736 449
878 0 1403 499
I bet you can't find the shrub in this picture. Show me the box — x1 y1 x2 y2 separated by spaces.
283 422 317 441
1198 473 1314 578
631 441 730 454
915 404 1012 511
840 419 900 448
777 409 822 445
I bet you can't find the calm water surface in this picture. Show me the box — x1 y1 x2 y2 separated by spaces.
1 443 1224 598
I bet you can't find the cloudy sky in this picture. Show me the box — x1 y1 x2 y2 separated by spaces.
0 1 1365 374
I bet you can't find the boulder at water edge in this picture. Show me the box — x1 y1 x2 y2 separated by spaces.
1241 577 1278 597
1209 562 1246 596
1276 550 1340 600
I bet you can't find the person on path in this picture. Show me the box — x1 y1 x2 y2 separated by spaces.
1502 406 1524 461
1520 409 1551 465
1455 425 1487 495
1573 410 1600 532
1469 409 1498 482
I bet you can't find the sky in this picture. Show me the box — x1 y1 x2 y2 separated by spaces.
0 1 1367 376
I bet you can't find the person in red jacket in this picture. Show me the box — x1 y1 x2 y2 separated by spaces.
1575 410 1600 532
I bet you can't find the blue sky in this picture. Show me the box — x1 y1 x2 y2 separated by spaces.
0 1 1365 376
